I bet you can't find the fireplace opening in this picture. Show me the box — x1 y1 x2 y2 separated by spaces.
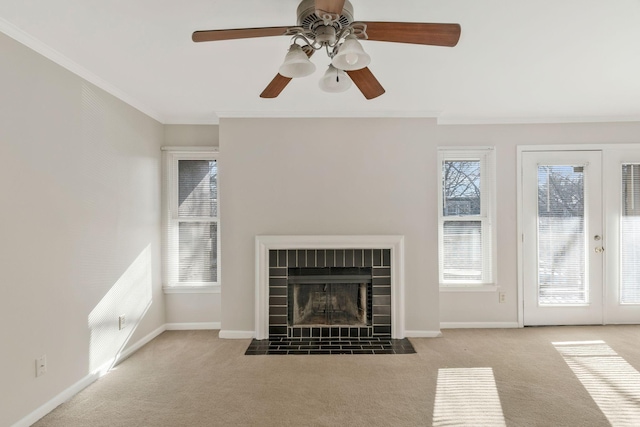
287 267 372 328
291 283 369 326
266 248 393 340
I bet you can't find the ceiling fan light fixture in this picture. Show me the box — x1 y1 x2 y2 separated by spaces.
279 44 316 78
319 64 352 93
331 36 370 71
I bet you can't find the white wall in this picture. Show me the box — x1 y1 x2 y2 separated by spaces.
0 32 164 426
219 118 640 335
162 124 221 326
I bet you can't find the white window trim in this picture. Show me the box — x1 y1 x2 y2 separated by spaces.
437 147 497 289
162 147 220 294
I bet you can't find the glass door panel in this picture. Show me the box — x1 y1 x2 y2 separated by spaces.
522 151 603 325
603 151 640 323
620 164 640 304
537 165 587 305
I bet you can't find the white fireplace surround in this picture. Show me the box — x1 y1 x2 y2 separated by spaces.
255 235 405 340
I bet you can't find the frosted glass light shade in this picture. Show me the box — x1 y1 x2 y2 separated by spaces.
331 36 370 71
319 65 352 93
279 44 316 78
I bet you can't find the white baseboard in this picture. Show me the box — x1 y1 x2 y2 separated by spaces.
165 322 221 331
12 324 167 427
440 322 520 329
117 324 167 364
404 330 443 338
219 330 255 339
11 372 99 427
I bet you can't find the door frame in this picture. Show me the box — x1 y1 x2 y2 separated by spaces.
516 143 640 327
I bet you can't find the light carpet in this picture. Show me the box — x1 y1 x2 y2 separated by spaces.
34 325 640 426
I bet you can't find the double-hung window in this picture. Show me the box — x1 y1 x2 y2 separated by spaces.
163 148 219 293
438 148 496 288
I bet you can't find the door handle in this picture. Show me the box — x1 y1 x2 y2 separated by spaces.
595 247 604 253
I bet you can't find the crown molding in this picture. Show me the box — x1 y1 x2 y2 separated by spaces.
215 110 441 123
437 115 640 125
0 17 165 124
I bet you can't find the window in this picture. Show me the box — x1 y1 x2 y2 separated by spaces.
438 148 495 287
163 148 219 293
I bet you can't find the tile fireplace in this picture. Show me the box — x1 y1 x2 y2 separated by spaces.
254 236 405 340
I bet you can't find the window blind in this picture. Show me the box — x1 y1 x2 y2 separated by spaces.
178 222 218 282
173 159 218 284
537 165 586 305
442 220 483 281
178 160 218 217
621 164 640 304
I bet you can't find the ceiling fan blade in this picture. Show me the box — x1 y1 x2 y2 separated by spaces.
346 68 385 100
315 0 346 16
192 26 291 43
260 74 293 98
260 46 315 99
359 22 461 47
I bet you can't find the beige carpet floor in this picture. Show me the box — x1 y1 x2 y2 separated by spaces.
34 326 640 426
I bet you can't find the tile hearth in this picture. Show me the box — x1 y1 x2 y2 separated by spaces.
245 337 416 355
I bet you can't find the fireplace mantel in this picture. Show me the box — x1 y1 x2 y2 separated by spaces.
255 235 405 340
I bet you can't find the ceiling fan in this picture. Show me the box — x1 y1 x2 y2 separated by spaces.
192 0 461 100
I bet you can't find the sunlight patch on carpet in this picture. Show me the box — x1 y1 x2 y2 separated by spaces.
433 367 506 426
553 340 640 426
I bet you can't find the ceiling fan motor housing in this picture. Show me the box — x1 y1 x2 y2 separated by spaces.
297 0 354 32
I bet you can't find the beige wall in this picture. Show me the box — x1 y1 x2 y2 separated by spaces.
220 118 441 334
164 124 219 147
219 118 640 334
0 32 164 426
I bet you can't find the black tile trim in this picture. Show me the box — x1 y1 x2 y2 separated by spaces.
245 338 416 355
288 326 372 339
269 247 392 339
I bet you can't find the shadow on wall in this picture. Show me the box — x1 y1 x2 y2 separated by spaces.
88 245 153 374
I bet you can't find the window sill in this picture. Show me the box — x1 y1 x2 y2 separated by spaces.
440 284 498 293
163 285 221 294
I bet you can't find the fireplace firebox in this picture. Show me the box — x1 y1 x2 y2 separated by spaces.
291 283 368 326
289 267 372 327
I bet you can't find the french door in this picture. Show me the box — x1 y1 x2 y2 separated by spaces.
522 149 640 325
603 149 640 323
522 151 603 325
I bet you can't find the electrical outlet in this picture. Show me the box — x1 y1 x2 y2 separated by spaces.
499 292 506 303
36 354 47 377
118 314 126 330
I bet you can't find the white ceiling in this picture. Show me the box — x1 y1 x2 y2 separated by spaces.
1 0 640 125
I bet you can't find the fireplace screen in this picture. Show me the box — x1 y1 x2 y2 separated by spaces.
287 267 372 327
